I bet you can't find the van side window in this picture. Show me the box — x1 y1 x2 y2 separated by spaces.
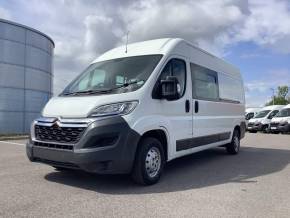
190 63 218 100
268 110 279 119
159 59 186 98
246 112 254 120
218 73 243 103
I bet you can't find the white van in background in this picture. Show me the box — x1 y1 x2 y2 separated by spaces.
270 104 290 134
247 105 284 133
245 107 261 128
26 38 245 185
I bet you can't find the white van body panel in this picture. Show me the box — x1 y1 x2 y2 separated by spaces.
39 38 245 163
245 107 261 126
42 92 140 118
271 104 290 123
246 107 261 113
249 105 285 125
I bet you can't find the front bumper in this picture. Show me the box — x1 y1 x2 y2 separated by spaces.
26 116 140 174
247 122 266 131
270 123 290 133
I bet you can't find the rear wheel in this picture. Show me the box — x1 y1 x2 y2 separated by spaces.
226 129 240 155
131 137 165 185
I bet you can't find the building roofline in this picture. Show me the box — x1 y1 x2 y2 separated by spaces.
0 18 55 47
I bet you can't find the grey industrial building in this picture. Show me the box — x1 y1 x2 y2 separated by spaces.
0 19 54 134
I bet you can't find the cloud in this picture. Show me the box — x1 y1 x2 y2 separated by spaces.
244 69 290 106
235 0 290 54
1 0 290 95
0 7 11 19
121 0 246 55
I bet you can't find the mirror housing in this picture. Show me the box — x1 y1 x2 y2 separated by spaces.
160 76 179 100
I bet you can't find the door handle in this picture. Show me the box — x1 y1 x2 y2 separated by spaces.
194 101 199 113
185 100 190 113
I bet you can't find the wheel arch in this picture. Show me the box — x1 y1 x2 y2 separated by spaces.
137 129 169 161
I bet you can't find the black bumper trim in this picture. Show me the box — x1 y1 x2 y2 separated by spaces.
27 116 141 174
176 132 231 151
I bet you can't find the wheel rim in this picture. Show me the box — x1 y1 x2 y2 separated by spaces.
145 146 161 178
233 134 240 152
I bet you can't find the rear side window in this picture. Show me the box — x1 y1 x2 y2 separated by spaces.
218 73 243 103
190 63 218 100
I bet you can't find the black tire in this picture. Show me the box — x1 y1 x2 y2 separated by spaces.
53 166 70 171
226 129 240 155
131 137 165 185
262 125 268 133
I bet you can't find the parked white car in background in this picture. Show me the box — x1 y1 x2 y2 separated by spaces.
26 38 245 185
247 105 284 133
245 107 261 128
270 104 290 134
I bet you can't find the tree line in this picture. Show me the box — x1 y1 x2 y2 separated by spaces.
265 85 290 106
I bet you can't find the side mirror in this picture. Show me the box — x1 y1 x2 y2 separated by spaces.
160 76 179 100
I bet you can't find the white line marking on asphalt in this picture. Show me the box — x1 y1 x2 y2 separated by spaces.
0 141 25 146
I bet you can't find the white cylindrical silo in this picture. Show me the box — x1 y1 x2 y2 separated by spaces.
0 19 54 134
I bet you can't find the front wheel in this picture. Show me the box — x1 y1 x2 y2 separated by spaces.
131 137 165 185
226 129 240 155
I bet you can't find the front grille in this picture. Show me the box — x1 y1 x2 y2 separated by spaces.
35 124 85 144
33 141 73 150
248 123 254 127
271 123 279 127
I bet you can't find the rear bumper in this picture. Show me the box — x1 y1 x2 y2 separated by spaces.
26 116 140 174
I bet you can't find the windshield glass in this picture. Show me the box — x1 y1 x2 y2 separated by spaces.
62 55 162 96
275 108 290 117
254 110 271 118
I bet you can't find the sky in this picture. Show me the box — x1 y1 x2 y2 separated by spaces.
0 0 290 107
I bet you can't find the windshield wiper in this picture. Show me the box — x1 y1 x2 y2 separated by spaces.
110 80 145 91
61 80 144 96
61 89 112 96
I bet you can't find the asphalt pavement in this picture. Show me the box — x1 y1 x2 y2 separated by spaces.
0 133 290 218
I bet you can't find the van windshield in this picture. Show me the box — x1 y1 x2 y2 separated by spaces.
254 110 271 118
275 108 290 117
61 55 162 96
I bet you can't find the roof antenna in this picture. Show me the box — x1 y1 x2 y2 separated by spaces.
125 31 129 53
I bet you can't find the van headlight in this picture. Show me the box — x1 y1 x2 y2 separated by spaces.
89 101 138 117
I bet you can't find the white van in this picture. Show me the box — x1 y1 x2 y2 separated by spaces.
270 104 290 133
245 107 261 128
26 38 246 185
247 105 284 133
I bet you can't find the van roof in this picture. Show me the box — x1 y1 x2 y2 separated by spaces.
283 104 290 109
261 105 285 110
246 108 261 113
92 38 239 77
